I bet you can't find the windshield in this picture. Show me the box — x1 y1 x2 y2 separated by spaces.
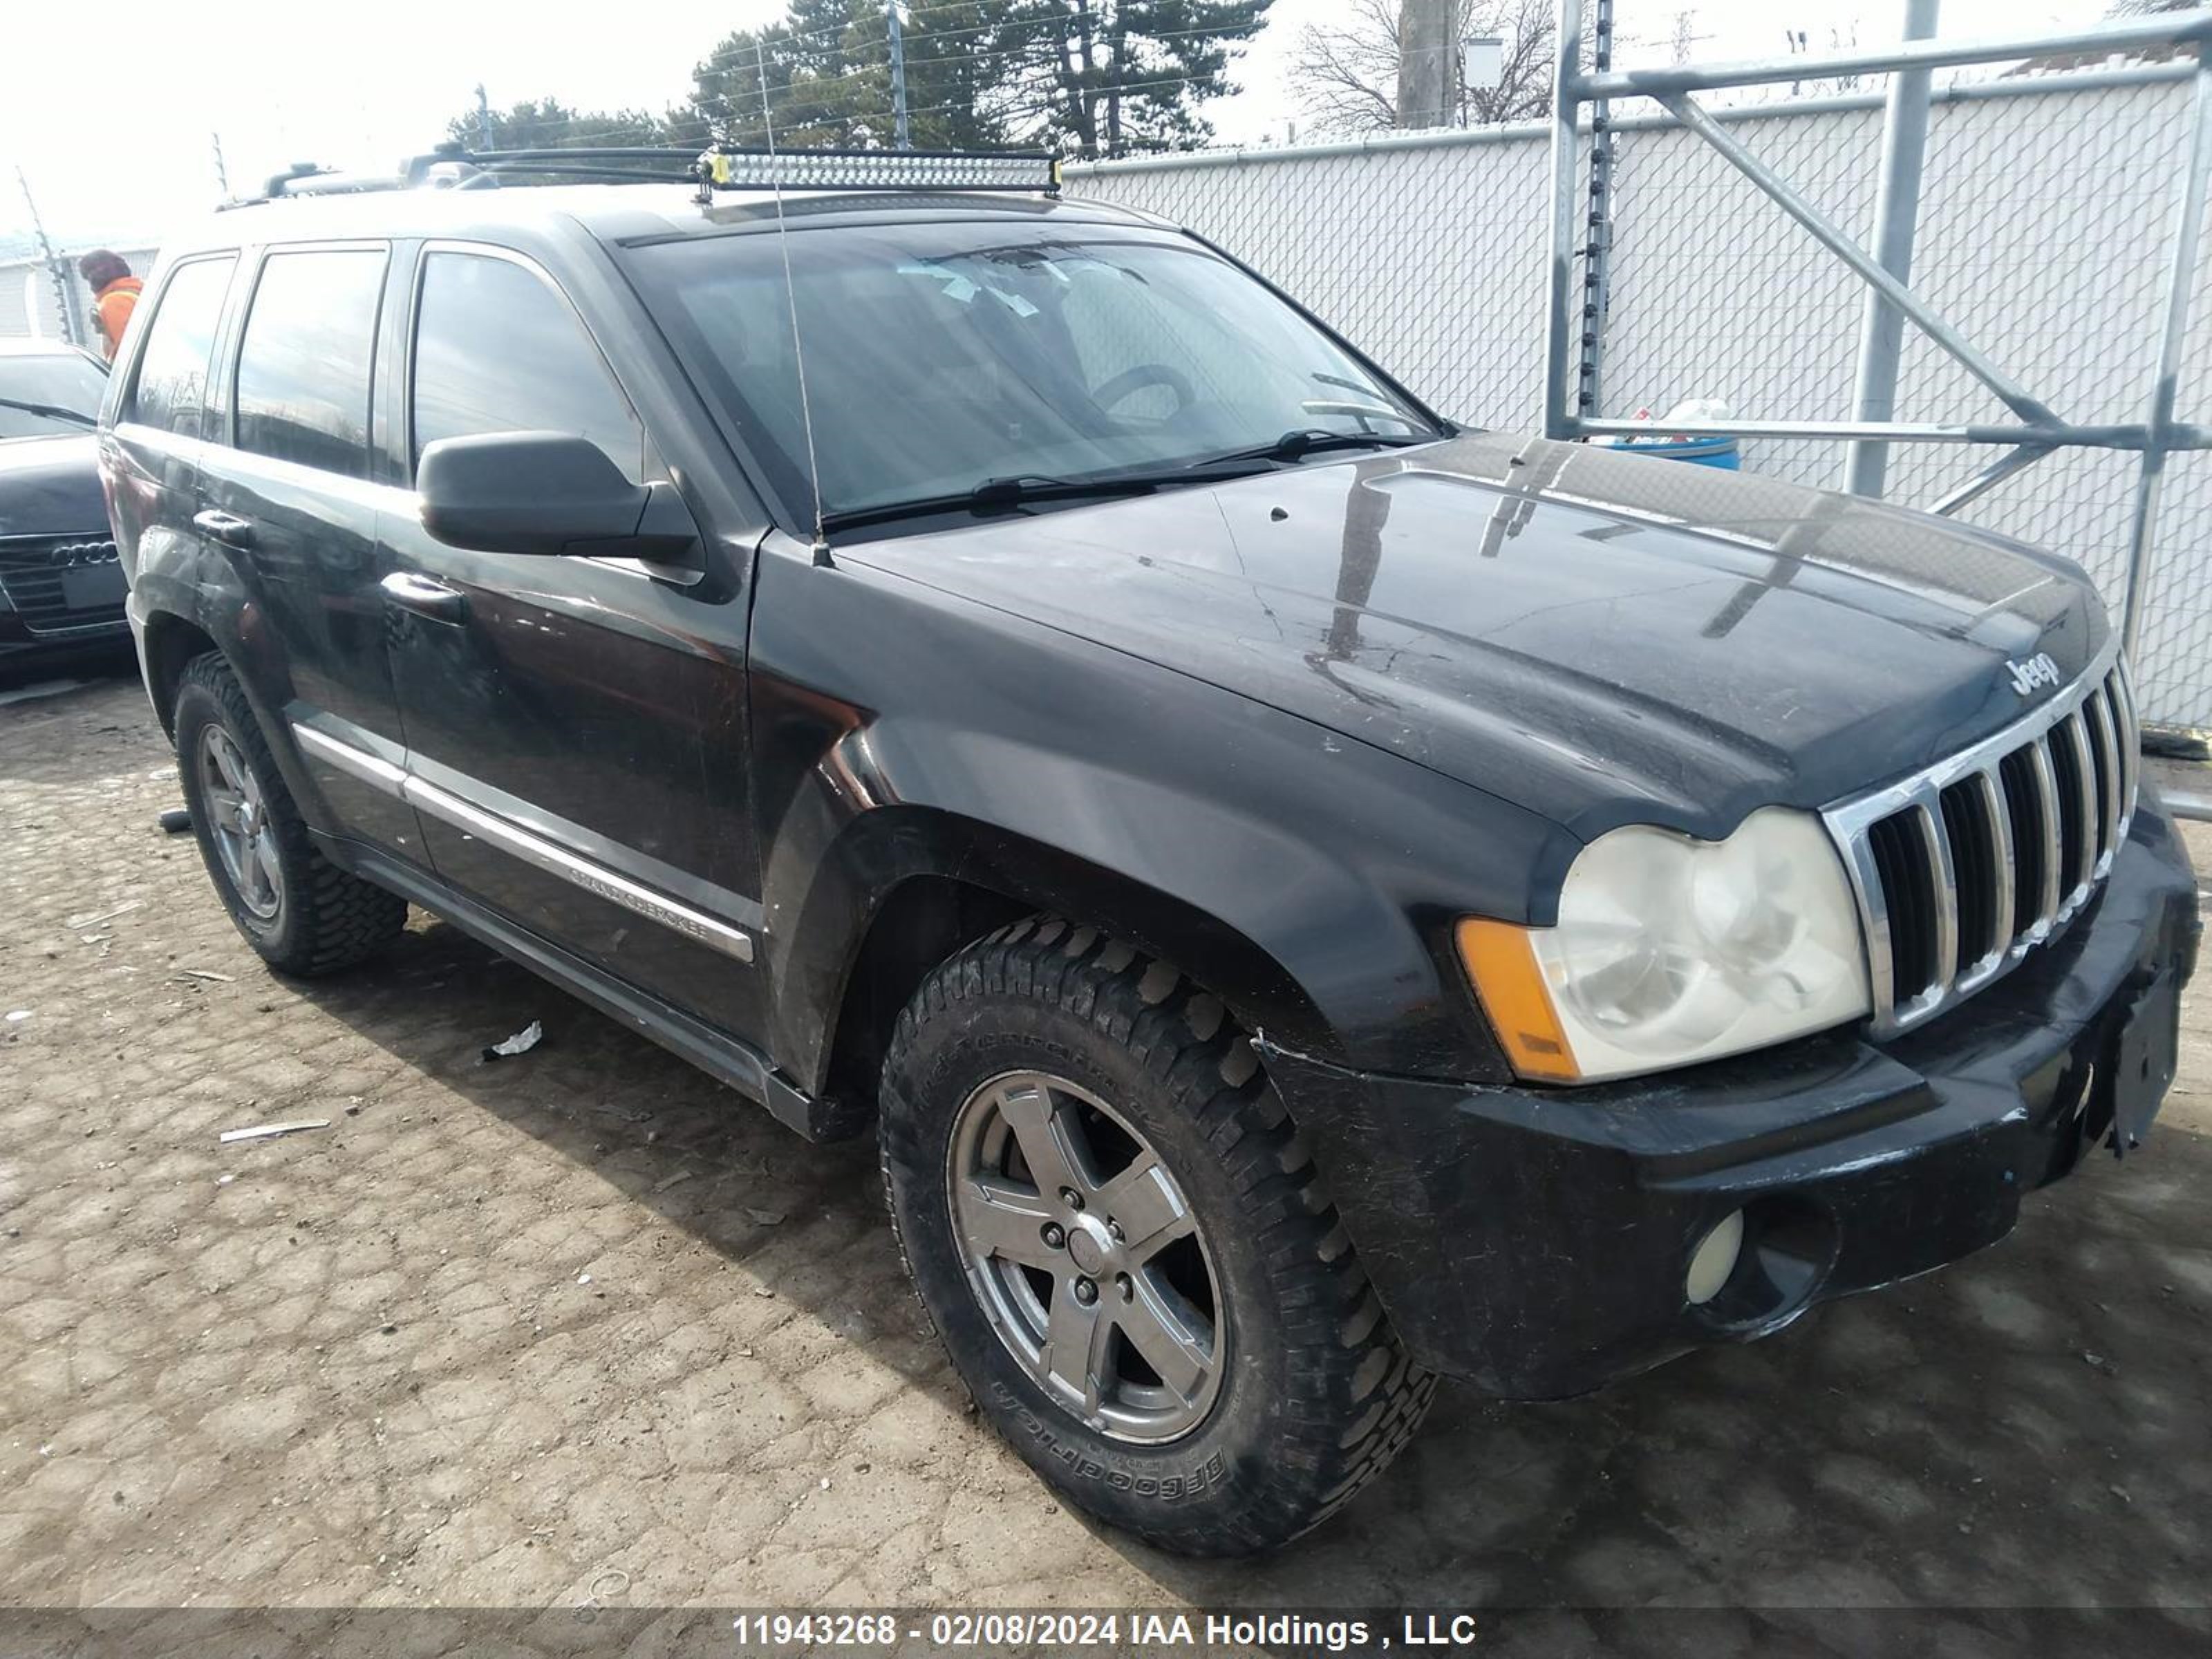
628 222 1437 525
0 350 107 438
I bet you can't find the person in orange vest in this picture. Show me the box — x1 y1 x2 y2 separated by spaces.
77 250 143 361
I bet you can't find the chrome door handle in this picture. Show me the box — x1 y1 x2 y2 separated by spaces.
192 509 256 549
379 570 467 623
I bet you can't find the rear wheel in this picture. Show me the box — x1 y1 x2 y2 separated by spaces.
879 917 1435 1555
173 653 407 975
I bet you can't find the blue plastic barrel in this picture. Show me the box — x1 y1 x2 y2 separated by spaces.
1618 436 1741 469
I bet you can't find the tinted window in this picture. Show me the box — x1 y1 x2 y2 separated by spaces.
412 252 644 482
126 258 234 438
0 350 107 438
234 249 386 477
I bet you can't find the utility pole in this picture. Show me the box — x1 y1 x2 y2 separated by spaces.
15 167 81 349
1396 0 1459 129
212 131 231 200
886 1 912 149
474 83 496 150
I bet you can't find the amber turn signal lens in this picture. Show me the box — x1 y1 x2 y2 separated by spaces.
1456 917 1581 1083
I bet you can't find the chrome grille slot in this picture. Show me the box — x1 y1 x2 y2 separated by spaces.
2084 688 2119 863
2047 715 2093 897
1823 646 2138 1037
1937 777 2000 970
1868 808 1942 1004
1997 746 2050 942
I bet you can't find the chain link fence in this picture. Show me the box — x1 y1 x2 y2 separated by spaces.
1068 63 2212 731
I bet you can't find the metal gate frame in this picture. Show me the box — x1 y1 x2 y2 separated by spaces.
1540 2 2212 670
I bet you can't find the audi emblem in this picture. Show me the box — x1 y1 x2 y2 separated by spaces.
48 540 119 570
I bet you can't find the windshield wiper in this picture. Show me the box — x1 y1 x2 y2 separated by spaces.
818 459 1276 534
1201 427 1435 467
0 397 96 429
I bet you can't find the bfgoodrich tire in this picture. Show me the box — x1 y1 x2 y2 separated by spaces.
172 653 407 976
879 917 1434 1555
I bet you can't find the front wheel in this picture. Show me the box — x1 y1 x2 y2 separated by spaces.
879 918 1434 1555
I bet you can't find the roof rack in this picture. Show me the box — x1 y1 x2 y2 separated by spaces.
218 162 407 209
224 143 1062 210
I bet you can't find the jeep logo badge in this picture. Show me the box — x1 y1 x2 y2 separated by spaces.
2007 651 2061 697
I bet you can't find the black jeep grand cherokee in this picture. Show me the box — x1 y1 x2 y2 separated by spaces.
98 158 2197 1556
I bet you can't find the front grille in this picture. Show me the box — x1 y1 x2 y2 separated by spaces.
0 536 124 635
1823 649 2138 1034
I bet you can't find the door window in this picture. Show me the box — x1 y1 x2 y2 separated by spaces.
411 251 645 482
234 248 386 478
125 257 235 438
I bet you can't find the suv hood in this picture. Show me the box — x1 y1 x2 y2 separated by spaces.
0 433 106 539
843 431 2107 841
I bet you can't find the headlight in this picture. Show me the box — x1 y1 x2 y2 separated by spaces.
1458 807 1871 1082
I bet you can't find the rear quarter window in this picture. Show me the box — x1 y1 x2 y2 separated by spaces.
233 247 387 478
125 257 236 438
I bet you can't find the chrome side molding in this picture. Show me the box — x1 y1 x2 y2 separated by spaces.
291 722 755 964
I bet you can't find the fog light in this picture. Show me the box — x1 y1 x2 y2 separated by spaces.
1685 1210 1745 1306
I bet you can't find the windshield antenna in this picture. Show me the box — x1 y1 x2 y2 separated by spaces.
751 41 831 564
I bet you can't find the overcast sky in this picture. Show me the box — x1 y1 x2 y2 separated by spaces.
3 0 2108 247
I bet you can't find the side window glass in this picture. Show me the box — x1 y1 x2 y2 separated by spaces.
234 248 386 478
412 252 645 483
126 258 235 438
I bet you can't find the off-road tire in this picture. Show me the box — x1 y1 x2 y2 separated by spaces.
879 916 1436 1555
172 653 407 976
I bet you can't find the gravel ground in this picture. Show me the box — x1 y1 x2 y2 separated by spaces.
3 668 2209 1647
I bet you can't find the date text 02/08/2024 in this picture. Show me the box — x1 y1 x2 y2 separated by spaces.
726 1612 1484 1650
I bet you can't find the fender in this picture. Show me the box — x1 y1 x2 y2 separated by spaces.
120 473 356 852
746 538 1577 1094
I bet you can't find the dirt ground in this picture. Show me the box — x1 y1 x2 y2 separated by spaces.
3 668 2211 1645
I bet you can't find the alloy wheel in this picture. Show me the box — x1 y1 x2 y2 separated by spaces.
947 1070 1226 1443
199 724 283 921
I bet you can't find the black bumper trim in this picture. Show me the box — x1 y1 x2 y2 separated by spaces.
1269 800 2199 1400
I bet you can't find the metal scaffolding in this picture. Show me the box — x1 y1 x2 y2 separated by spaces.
1543 2 2212 686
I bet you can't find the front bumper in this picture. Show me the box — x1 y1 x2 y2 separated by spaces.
0 608 131 666
0 550 131 667
1270 798 2200 1400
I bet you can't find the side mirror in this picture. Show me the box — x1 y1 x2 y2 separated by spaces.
417 431 698 564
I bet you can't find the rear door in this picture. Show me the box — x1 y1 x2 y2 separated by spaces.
196 241 425 856
374 241 762 1032
103 254 236 633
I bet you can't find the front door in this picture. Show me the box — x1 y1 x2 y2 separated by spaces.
375 244 761 1032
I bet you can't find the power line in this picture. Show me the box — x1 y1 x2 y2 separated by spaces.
694 12 1256 79
692 23 1250 116
735 0 1056 56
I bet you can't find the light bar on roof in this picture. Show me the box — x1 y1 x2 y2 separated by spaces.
697 147 1060 194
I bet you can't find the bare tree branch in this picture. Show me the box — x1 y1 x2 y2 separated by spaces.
1289 0 1563 138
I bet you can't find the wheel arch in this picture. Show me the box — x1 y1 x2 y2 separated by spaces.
805 815 1341 1133
140 608 222 737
